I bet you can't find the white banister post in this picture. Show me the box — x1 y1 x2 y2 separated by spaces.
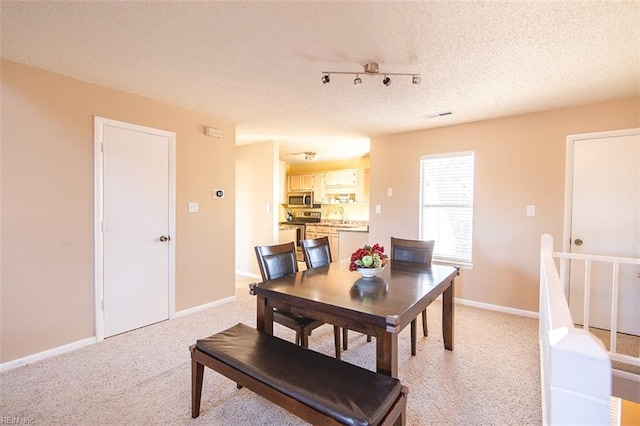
541 234 554 253
549 330 611 425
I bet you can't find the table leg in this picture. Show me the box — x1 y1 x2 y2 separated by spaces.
376 331 398 378
410 319 417 356
256 295 273 335
442 278 455 351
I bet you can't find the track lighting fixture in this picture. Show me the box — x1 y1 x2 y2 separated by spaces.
321 62 420 86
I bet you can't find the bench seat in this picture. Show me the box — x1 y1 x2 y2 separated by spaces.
191 323 407 426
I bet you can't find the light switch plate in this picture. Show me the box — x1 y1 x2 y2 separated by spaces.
188 202 199 213
526 205 535 217
387 188 393 197
375 204 382 214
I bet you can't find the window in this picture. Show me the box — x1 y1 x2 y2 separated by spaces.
419 152 474 264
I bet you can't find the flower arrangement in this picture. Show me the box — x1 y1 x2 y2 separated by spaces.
349 244 388 271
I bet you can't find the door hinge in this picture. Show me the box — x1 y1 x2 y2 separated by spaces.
101 221 105 232
101 300 105 311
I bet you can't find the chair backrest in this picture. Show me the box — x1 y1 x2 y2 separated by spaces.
301 236 332 269
390 237 435 265
254 242 298 282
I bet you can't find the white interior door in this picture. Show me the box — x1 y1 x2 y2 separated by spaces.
568 132 640 335
96 118 175 338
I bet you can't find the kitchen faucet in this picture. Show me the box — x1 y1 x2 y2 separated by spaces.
338 207 345 224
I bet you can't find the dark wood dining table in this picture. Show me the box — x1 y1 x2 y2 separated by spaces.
250 260 459 378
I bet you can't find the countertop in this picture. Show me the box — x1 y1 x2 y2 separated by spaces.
311 222 369 232
279 221 369 232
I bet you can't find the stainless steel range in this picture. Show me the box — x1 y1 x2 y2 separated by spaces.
280 211 321 261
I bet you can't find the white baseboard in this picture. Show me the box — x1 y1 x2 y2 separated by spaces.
455 297 539 318
0 337 96 372
174 295 236 318
235 270 261 280
1 296 238 372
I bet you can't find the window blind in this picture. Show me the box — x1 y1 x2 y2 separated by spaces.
419 152 474 263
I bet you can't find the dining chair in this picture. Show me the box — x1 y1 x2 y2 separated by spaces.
390 237 435 356
255 241 341 359
302 237 373 352
301 236 332 269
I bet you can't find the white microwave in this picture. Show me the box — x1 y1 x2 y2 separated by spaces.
288 192 314 207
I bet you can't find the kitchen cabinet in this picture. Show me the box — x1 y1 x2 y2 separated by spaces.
287 168 369 204
305 225 338 260
288 173 314 192
313 173 325 203
324 170 356 189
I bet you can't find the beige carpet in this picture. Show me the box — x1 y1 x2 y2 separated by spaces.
0 276 543 425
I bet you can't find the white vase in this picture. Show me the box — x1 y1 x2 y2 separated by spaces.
356 265 385 279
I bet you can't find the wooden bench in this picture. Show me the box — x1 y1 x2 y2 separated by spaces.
190 323 408 426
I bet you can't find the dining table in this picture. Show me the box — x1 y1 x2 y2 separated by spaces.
250 259 459 378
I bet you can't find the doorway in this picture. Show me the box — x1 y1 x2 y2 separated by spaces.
564 128 640 336
94 117 176 339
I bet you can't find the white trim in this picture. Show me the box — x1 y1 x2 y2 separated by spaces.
1 295 236 372
93 116 177 342
612 368 640 383
562 128 640 291
235 271 261 280
174 296 236 318
455 297 539 318
0 337 96 372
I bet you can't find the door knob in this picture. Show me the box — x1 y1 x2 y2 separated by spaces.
573 238 583 246
159 235 170 242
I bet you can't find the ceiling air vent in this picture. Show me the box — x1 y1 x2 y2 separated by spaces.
424 111 453 119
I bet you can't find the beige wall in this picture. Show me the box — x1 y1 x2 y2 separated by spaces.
1 60 236 363
370 97 639 312
235 141 280 277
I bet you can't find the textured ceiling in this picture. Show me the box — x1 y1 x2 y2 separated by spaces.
1 1 639 164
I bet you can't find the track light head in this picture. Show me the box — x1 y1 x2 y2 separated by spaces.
354 75 362 86
322 74 330 84
382 76 391 86
412 75 421 85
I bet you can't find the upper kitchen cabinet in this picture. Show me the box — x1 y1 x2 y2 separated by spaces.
288 173 314 192
314 173 325 203
324 170 357 190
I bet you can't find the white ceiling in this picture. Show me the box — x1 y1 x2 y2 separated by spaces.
1 1 639 164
